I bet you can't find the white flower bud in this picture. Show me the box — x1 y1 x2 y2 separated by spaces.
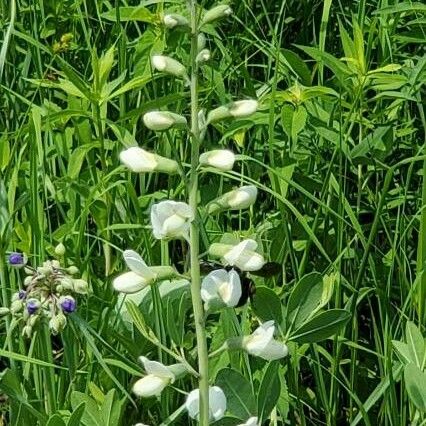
238 417 260 426
150 200 194 240
73 279 89 294
242 320 288 361
67 265 79 275
185 386 226 421
229 100 258 117
208 185 257 213
0 307 10 316
209 239 265 272
24 276 33 286
201 5 233 26
10 300 23 314
151 55 187 79
143 111 187 131
60 277 74 290
132 357 176 398
54 243 66 256
120 147 178 174
199 149 235 171
201 269 241 310
196 49 211 63
198 33 207 51
163 13 189 28
22 325 32 338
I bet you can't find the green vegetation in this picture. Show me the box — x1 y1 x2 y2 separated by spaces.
0 0 425 425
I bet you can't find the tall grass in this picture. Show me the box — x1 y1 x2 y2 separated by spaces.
0 0 425 425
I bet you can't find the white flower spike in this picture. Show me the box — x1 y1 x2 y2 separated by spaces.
199 149 235 171
243 320 288 361
185 386 227 422
143 111 187 131
238 417 259 426
201 269 242 310
209 239 265 272
150 200 194 240
119 147 178 174
132 357 175 398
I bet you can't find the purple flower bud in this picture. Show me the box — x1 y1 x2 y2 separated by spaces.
26 299 40 315
18 290 26 300
8 252 27 267
60 296 76 314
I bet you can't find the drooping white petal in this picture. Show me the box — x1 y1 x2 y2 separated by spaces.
185 386 227 421
229 100 258 118
185 388 201 420
220 269 242 307
223 239 265 272
132 375 169 397
139 357 175 380
238 417 259 426
227 186 258 209
113 271 148 294
120 147 158 172
143 112 174 131
199 149 235 171
261 340 289 361
123 250 157 281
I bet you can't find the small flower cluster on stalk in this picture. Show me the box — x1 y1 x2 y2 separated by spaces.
1 246 88 337
115 2 288 424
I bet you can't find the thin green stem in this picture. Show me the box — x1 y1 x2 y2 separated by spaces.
188 1 209 424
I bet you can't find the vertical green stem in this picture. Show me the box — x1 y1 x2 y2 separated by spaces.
188 1 209 424
39 323 57 414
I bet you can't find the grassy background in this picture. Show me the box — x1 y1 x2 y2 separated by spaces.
0 0 425 424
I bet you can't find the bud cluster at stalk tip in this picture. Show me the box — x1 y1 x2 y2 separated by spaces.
2 245 88 337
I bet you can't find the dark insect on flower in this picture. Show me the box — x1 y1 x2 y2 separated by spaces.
200 260 281 307
60 296 76 314
8 252 27 267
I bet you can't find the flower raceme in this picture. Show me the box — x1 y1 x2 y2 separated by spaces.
150 200 194 240
112 250 175 294
209 239 265 272
208 185 257 213
185 386 227 422
119 147 178 174
143 111 187 131
199 149 235 171
201 269 242 310
133 357 177 398
242 320 288 361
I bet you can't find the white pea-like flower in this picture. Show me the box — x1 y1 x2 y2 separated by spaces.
185 386 227 421
229 100 258 118
113 250 157 294
201 5 233 26
209 239 265 272
150 200 194 240
196 48 211 63
119 147 178 174
143 111 187 131
238 417 259 426
151 55 188 79
132 357 175 398
163 13 188 28
225 185 257 209
243 320 288 361
199 149 235 171
201 269 242 310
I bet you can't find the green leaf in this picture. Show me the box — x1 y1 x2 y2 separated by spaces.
67 402 86 426
281 49 311 85
102 6 155 23
290 309 351 343
286 272 323 330
71 392 101 426
257 362 281 423
251 286 283 325
404 363 426 412
47 414 66 426
406 321 425 369
216 368 256 420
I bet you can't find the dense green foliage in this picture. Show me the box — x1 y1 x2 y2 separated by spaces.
0 0 425 425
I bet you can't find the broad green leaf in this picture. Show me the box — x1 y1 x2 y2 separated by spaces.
257 362 281 423
392 340 412 365
404 363 426 412
281 49 311 85
406 321 425 369
102 6 155 22
216 368 256 420
251 286 283 324
286 272 323 330
46 414 66 426
290 309 351 343
71 392 101 426
67 402 86 426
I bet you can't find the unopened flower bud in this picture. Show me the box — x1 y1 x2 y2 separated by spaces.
143 111 187 131
67 265 79 275
54 243 66 256
198 33 206 51
201 5 233 26
29 314 39 327
163 13 189 29
151 55 188 80
56 285 64 293
24 276 32 286
196 49 211 63
22 325 32 338
73 279 89 294
207 100 258 123
37 266 51 276
59 277 74 290
26 298 41 315
10 300 23 314
8 252 27 268
208 185 257 213
60 296 77 313
120 147 178 174
200 149 235 171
